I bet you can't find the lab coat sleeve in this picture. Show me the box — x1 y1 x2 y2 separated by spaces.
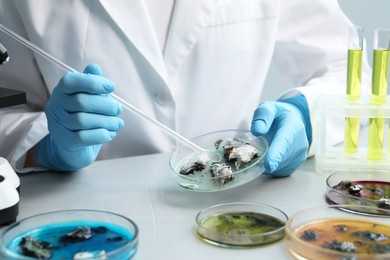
0 1 50 172
274 0 371 156
0 108 48 172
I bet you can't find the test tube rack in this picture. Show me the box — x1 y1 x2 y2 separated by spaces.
315 94 390 173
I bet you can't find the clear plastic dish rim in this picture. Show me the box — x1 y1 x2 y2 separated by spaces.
0 209 139 260
169 129 269 182
285 204 390 258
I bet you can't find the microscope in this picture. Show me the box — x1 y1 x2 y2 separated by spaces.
0 43 20 225
0 157 19 225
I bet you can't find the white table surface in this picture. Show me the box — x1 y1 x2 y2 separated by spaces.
8 153 331 259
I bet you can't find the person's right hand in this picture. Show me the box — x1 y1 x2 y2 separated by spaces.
35 63 124 171
251 95 312 177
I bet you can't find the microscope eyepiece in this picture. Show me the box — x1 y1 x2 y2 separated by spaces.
0 42 10 65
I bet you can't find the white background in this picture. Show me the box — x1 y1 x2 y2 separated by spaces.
262 0 390 100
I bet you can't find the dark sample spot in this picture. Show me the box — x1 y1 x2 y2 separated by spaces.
321 240 356 253
351 231 388 242
107 236 124 242
180 161 206 175
300 229 319 241
20 236 53 259
348 184 363 194
92 226 108 234
378 197 390 210
334 225 348 232
333 181 352 190
333 181 362 195
60 226 93 243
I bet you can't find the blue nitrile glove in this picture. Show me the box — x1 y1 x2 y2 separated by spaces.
35 63 124 171
251 94 312 177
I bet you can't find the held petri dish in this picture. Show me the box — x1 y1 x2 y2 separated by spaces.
169 129 268 192
326 170 390 216
195 202 287 248
285 204 390 260
0 210 139 259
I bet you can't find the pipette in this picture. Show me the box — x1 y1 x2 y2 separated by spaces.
0 23 205 153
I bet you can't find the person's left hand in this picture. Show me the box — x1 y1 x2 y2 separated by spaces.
251 95 312 177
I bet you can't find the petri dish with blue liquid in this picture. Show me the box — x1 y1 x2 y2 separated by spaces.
0 209 138 259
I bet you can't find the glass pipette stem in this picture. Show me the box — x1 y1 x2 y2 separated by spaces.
0 23 204 153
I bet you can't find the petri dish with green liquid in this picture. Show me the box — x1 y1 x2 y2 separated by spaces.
195 202 287 248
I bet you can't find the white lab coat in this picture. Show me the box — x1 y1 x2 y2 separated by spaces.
0 0 371 172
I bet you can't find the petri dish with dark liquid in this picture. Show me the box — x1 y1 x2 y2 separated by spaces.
326 170 390 216
0 210 138 259
195 202 287 248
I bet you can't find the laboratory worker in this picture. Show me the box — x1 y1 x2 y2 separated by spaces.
0 0 370 176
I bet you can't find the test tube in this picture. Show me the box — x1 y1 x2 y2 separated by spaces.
367 28 390 160
344 26 364 154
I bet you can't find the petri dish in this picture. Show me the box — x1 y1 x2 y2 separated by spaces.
195 202 287 248
285 204 390 260
169 129 268 192
326 170 390 216
0 209 138 259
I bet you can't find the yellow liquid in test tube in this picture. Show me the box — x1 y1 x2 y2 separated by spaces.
344 49 362 154
367 49 389 160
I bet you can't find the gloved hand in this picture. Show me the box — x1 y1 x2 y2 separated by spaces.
35 63 124 171
251 94 312 177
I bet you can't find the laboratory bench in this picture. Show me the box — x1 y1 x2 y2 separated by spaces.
5 153 330 259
